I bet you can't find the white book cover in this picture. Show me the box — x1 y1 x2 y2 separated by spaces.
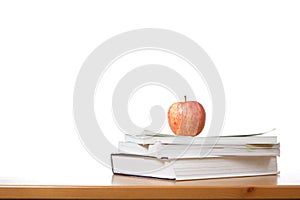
111 154 278 180
118 141 280 158
125 129 277 145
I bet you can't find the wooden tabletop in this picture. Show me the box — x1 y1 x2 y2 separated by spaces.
1 184 300 199
1 173 300 199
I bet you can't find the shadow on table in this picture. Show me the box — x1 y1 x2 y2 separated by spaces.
111 174 278 186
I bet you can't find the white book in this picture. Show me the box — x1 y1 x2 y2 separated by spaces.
124 129 277 145
118 142 280 158
111 154 278 180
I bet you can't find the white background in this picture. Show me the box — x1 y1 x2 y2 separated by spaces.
0 0 299 184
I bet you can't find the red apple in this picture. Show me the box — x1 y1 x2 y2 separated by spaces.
168 96 206 136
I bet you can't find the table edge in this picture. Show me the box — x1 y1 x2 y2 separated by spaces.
1 185 300 199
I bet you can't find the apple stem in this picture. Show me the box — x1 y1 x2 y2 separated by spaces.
184 95 186 102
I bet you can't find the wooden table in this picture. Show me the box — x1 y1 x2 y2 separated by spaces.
1 172 300 199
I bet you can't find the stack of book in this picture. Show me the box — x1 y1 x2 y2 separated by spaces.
111 130 279 180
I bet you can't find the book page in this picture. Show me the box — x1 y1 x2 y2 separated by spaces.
137 128 276 138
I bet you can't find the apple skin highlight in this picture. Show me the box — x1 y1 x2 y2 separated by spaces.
168 99 206 136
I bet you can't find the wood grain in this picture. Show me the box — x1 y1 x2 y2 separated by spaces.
1 185 300 199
